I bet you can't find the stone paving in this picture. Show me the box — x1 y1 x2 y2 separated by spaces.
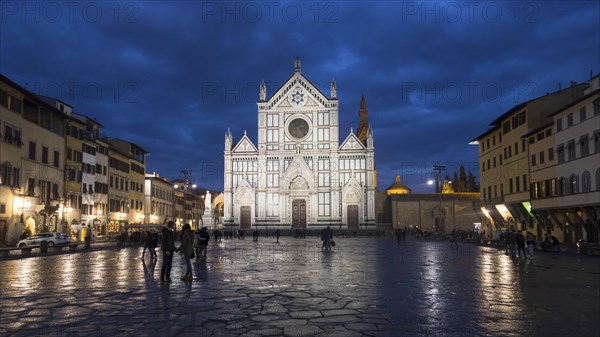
0 236 599 337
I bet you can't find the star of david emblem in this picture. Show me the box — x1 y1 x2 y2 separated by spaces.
290 90 304 105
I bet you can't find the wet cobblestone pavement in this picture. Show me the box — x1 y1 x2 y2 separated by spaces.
1 236 599 337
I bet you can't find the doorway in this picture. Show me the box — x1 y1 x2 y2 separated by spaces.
240 206 251 229
292 199 306 228
347 205 358 229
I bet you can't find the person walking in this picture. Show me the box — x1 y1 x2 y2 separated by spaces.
395 228 402 244
193 227 201 260
197 227 210 259
526 231 535 259
141 230 151 259
321 226 333 251
516 230 526 259
253 228 259 241
148 231 158 259
178 223 194 281
160 221 176 283
275 229 280 243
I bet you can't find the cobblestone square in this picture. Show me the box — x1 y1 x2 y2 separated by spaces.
1 237 599 337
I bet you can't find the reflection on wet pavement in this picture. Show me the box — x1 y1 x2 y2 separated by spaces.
1 237 598 336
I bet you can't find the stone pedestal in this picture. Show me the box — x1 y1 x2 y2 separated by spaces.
202 211 213 229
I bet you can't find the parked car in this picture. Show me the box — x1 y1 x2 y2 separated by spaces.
17 232 70 247
60 233 71 244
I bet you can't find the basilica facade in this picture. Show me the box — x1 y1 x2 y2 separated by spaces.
223 59 375 230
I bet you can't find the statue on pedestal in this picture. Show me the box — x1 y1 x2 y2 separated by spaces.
204 191 212 212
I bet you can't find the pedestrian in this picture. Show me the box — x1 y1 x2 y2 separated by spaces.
160 221 176 283
141 230 151 259
149 231 158 259
198 226 210 259
253 229 259 241
526 231 535 259
542 234 552 252
516 231 526 259
395 228 402 244
178 224 194 281
193 227 201 259
275 229 280 243
321 226 333 251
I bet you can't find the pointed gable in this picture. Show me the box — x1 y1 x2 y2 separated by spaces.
265 72 331 110
232 133 258 153
339 131 366 151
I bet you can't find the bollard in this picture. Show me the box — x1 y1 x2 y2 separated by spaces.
40 240 49 254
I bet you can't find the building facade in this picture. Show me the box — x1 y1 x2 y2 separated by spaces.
223 59 376 230
475 81 590 239
528 76 600 243
109 139 147 228
144 173 175 225
0 75 68 244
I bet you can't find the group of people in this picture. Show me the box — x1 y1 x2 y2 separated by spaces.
156 222 214 283
503 230 536 259
155 222 339 282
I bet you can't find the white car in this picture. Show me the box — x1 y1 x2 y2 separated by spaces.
17 233 70 247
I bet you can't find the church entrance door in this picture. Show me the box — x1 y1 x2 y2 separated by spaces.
292 199 306 228
240 206 251 229
347 205 359 229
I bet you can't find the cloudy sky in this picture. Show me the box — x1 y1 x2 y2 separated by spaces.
1 1 598 192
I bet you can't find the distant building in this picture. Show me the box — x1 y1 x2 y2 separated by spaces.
144 172 175 225
377 175 482 234
223 58 376 230
107 139 148 235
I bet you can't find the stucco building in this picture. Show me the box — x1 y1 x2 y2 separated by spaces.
528 75 600 243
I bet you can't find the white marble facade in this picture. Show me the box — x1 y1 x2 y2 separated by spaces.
223 59 375 230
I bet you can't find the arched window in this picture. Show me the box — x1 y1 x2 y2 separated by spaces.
594 98 600 115
582 171 591 192
570 174 579 194
558 176 566 196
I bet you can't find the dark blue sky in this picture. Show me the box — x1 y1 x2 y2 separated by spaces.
1 1 598 192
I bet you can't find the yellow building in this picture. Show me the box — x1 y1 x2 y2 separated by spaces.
63 105 85 231
474 82 588 238
528 76 600 243
109 139 147 227
0 74 68 244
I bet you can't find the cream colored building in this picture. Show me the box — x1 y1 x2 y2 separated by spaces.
474 82 588 238
144 173 175 225
0 74 68 244
528 75 600 243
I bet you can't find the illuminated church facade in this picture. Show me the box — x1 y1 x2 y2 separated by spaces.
223 59 376 229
